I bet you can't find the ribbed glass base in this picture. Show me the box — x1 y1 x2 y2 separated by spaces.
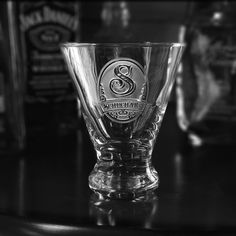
89 158 159 200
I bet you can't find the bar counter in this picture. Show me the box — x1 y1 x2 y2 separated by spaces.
0 103 236 235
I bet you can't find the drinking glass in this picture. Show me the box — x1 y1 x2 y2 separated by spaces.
61 42 184 199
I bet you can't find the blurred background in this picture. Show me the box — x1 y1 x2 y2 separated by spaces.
1 2 236 233
80 1 189 42
0 0 236 154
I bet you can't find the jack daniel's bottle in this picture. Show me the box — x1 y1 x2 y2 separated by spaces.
9 1 80 143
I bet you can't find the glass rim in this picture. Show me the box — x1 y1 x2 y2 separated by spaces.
60 42 185 48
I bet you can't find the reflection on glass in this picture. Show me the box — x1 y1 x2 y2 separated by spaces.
89 191 158 228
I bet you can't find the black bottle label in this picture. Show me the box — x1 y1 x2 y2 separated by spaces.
19 3 79 103
17 2 80 136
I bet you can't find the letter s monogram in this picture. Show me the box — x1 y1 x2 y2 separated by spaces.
109 65 136 96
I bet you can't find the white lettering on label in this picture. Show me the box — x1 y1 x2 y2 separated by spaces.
20 6 78 31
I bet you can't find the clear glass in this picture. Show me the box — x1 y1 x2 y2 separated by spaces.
61 42 184 199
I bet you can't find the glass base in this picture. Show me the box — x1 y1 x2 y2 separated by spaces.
88 158 159 200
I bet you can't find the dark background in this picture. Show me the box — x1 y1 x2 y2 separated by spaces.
80 1 189 42
1 1 236 235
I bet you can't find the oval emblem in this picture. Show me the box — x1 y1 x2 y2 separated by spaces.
98 58 147 123
29 25 70 51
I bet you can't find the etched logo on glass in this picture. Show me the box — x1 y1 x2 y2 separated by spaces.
99 58 147 123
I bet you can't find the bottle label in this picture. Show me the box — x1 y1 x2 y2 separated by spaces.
99 58 147 123
19 3 79 103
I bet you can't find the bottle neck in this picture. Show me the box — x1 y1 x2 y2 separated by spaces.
101 1 130 29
